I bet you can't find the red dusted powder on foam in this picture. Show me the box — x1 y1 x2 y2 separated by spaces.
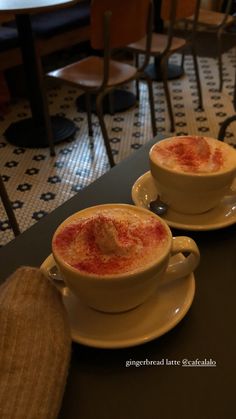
153 136 225 173
53 211 169 275
212 147 224 168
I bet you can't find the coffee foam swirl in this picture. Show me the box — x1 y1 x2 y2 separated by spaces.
151 136 236 174
53 208 169 275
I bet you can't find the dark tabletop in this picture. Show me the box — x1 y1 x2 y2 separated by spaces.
1 137 236 419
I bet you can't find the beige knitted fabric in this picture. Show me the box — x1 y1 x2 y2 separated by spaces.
0 267 71 419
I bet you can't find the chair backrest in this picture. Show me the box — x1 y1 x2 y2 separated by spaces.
161 0 198 21
213 0 233 29
158 0 201 54
90 0 151 50
0 174 20 237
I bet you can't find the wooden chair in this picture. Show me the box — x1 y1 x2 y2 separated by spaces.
127 0 203 133
48 0 156 168
0 174 20 237
185 0 234 91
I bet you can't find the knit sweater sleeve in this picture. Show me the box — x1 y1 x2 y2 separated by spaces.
0 266 71 419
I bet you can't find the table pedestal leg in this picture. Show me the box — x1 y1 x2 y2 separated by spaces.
4 14 76 153
5 116 76 148
145 58 184 81
76 90 137 114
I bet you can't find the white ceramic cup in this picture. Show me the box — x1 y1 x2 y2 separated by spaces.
149 136 236 215
41 204 200 313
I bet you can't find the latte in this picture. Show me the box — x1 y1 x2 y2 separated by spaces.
53 207 169 276
49 204 200 312
150 136 236 174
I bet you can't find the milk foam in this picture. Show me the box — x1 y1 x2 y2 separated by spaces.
53 208 169 275
151 136 236 174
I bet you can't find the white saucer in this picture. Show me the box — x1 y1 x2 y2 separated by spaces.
41 254 195 349
132 171 236 231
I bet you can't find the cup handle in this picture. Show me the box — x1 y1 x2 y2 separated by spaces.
40 254 66 293
164 236 200 282
226 183 236 197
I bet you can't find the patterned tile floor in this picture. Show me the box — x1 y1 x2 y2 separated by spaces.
1 50 236 247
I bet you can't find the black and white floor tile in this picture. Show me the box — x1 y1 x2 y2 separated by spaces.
1 50 236 247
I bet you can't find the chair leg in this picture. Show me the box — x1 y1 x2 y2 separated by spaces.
217 30 223 92
191 45 203 110
48 129 56 157
233 64 236 111
180 51 185 71
108 92 115 115
0 175 20 237
142 73 157 137
180 21 189 69
135 54 140 101
218 115 236 141
160 56 175 132
85 93 93 137
96 91 115 168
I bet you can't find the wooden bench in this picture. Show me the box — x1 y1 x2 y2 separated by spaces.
0 1 91 72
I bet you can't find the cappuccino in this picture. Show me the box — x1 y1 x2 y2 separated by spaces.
151 136 236 174
49 204 200 312
149 136 236 214
53 207 169 276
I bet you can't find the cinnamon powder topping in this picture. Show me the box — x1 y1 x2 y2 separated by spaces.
53 210 169 275
152 136 224 173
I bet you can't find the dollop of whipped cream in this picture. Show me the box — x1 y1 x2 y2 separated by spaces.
53 209 168 275
152 136 226 173
93 215 137 256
